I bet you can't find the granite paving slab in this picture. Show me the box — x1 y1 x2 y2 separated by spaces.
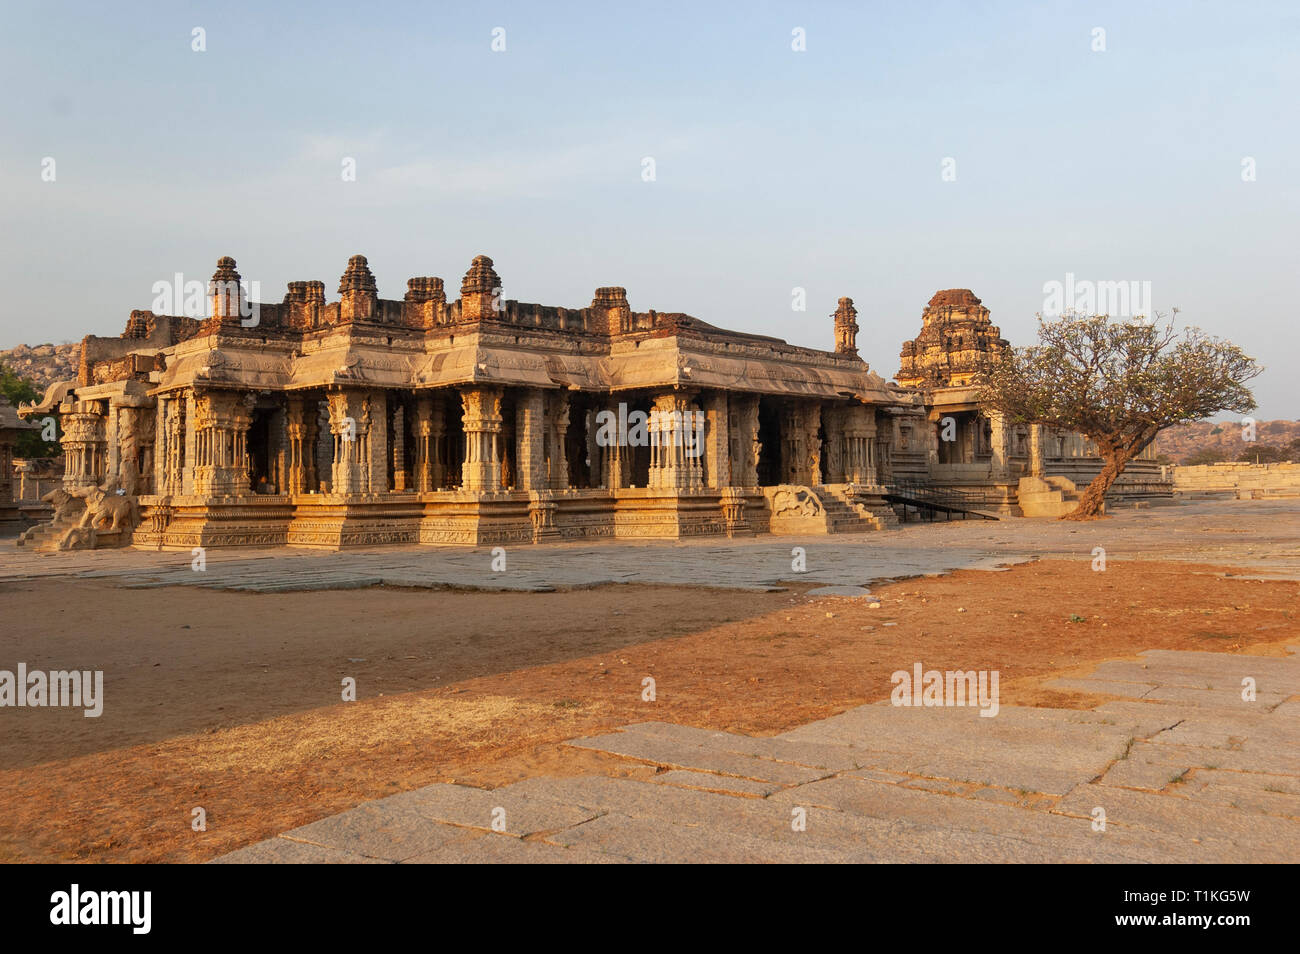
216 643 1300 863
372 782 602 836
278 802 474 861
1055 783 1300 861
564 732 833 785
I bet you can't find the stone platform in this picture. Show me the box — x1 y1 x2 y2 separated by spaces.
3 499 1296 592
215 645 1300 863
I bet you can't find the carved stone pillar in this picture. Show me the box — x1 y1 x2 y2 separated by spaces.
391 402 407 491
780 403 806 485
158 395 187 496
781 402 820 485
153 395 170 495
1029 423 1045 478
840 404 876 485
704 391 730 488
821 406 846 484
191 391 254 496
413 394 446 492
515 388 546 491
182 390 198 495
731 396 760 488
603 440 626 491
585 405 601 489
60 401 107 494
170 397 188 496
315 401 333 491
366 391 387 492
546 391 570 490
302 399 319 493
807 404 823 486
460 387 503 493
595 399 631 491
114 402 152 496
649 391 703 491
327 390 373 495
269 405 288 495
989 411 1011 480
875 434 892 484
500 405 516 490
286 394 318 495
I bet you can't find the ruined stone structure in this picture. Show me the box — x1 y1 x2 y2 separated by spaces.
14 261 1172 549
894 289 1169 514
19 255 907 550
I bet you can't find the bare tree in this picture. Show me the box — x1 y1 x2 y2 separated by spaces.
979 312 1261 519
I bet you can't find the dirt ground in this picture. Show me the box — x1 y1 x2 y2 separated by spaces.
0 558 1295 863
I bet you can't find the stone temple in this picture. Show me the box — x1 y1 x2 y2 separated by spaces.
15 255 1168 551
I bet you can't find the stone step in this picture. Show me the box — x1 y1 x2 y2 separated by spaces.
373 781 603 837
272 800 480 862
775 705 1142 795
1089 658 1300 691
544 812 860 863
615 721 868 771
779 701 1158 748
767 775 1238 863
1049 677 1292 708
1055 783 1300 860
507 775 1101 863
400 831 633 864
563 731 836 784
211 839 391 864
815 488 888 533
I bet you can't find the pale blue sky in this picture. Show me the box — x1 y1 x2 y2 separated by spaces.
2 1 1296 417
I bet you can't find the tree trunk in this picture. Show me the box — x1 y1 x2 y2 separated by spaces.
1061 450 1130 520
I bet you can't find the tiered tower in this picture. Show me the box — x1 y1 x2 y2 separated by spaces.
896 289 1008 388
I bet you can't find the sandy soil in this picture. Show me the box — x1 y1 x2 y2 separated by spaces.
0 558 1295 862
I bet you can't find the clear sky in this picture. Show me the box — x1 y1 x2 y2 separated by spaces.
2 1 1296 418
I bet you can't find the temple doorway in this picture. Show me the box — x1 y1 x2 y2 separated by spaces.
756 398 782 486
442 400 464 489
247 407 275 493
627 396 652 488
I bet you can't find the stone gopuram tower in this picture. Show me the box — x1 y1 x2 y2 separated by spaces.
896 289 1008 389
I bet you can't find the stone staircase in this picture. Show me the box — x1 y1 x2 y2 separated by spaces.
16 520 66 549
763 485 892 534
818 485 899 531
1016 475 1093 518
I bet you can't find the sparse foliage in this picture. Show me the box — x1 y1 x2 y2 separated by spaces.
1182 448 1228 466
1236 444 1293 464
978 312 1261 519
0 364 58 457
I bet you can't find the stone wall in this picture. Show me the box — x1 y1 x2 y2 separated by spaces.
1170 462 1300 498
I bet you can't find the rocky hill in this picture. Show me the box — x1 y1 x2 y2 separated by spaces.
1155 419 1300 463
0 342 80 393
